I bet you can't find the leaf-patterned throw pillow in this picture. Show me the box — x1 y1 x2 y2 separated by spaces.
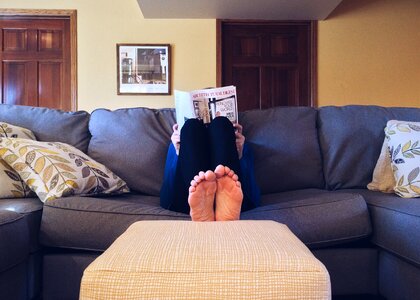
385 120 420 198
0 122 36 198
0 123 36 140
0 138 130 202
367 137 396 193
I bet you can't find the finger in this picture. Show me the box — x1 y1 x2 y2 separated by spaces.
234 123 243 134
172 137 180 144
235 132 243 139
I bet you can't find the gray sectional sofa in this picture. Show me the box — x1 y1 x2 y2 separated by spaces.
0 103 419 300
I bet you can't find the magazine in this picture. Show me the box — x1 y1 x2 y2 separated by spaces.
174 86 238 129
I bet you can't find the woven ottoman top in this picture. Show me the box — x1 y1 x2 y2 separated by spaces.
80 220 330 299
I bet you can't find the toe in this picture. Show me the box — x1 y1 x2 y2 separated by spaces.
205 170 216 181
214 165 225 178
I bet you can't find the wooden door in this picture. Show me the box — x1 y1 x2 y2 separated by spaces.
218 21 316 111
0 16 73 110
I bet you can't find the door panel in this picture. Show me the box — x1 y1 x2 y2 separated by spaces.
263 67 299 108
220 21 315 110
270 34 298 60
39 62 62 109
233 36 261 57
0 17 72 110
232 67 260 111
3 61 37 106
3 29 28 51
39 30 63 51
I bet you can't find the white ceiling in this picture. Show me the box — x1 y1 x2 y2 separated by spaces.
137 0 343 20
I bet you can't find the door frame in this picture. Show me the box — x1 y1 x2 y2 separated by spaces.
216 20 317 107
0 8 77 110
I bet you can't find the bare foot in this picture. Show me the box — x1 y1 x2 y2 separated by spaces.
214 165 243 221
188 170 217 221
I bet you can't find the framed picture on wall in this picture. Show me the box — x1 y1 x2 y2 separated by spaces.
117 44 171 95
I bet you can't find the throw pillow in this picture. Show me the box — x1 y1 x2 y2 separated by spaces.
385 120 420 198
0 137 130 202
367 137 396 193
0 122 36 198
0 122 36 139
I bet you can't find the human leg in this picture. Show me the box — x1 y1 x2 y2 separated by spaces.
207 117 241 176
207 117 258 214
161 119 213 214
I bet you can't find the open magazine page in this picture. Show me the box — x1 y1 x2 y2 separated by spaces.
203 86 237 124
174 90 196 129
174 86 238 129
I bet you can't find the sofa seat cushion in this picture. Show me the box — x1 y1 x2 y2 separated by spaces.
0 210 29 273
241 189 372 248
40 194 189 251
346 189 420 266
40 189 371 252
0 198 43 252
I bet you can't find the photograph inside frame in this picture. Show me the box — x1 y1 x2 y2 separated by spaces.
118 44 170 94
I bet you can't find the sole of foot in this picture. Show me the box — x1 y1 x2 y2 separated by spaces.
214 165 243 221
188 170 217 221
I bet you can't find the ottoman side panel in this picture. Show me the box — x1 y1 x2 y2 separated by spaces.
80 269 331 300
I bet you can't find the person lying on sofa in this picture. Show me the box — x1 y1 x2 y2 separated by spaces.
160 117 260 221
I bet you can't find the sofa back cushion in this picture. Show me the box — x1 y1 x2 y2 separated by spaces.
0 104 91 152
239 107 324 194
88 108 174 196
318 105 420 190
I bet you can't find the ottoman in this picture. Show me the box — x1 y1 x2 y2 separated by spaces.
80 220 331 299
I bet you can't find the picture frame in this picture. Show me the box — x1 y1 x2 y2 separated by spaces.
117 44 171 95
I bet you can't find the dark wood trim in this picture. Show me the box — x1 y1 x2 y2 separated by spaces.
216 20 223 87
0 9 78 111
216 19 317 108
216 19 314 25
310 21 317 108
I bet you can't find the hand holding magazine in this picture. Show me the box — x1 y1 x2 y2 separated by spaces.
174 86 238 129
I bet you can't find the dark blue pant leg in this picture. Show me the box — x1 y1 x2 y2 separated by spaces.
160 119 211 214
208 116 255 211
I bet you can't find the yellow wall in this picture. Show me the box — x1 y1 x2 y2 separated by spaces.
318 0 420 107
2 0 420 110
1 0 216 112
